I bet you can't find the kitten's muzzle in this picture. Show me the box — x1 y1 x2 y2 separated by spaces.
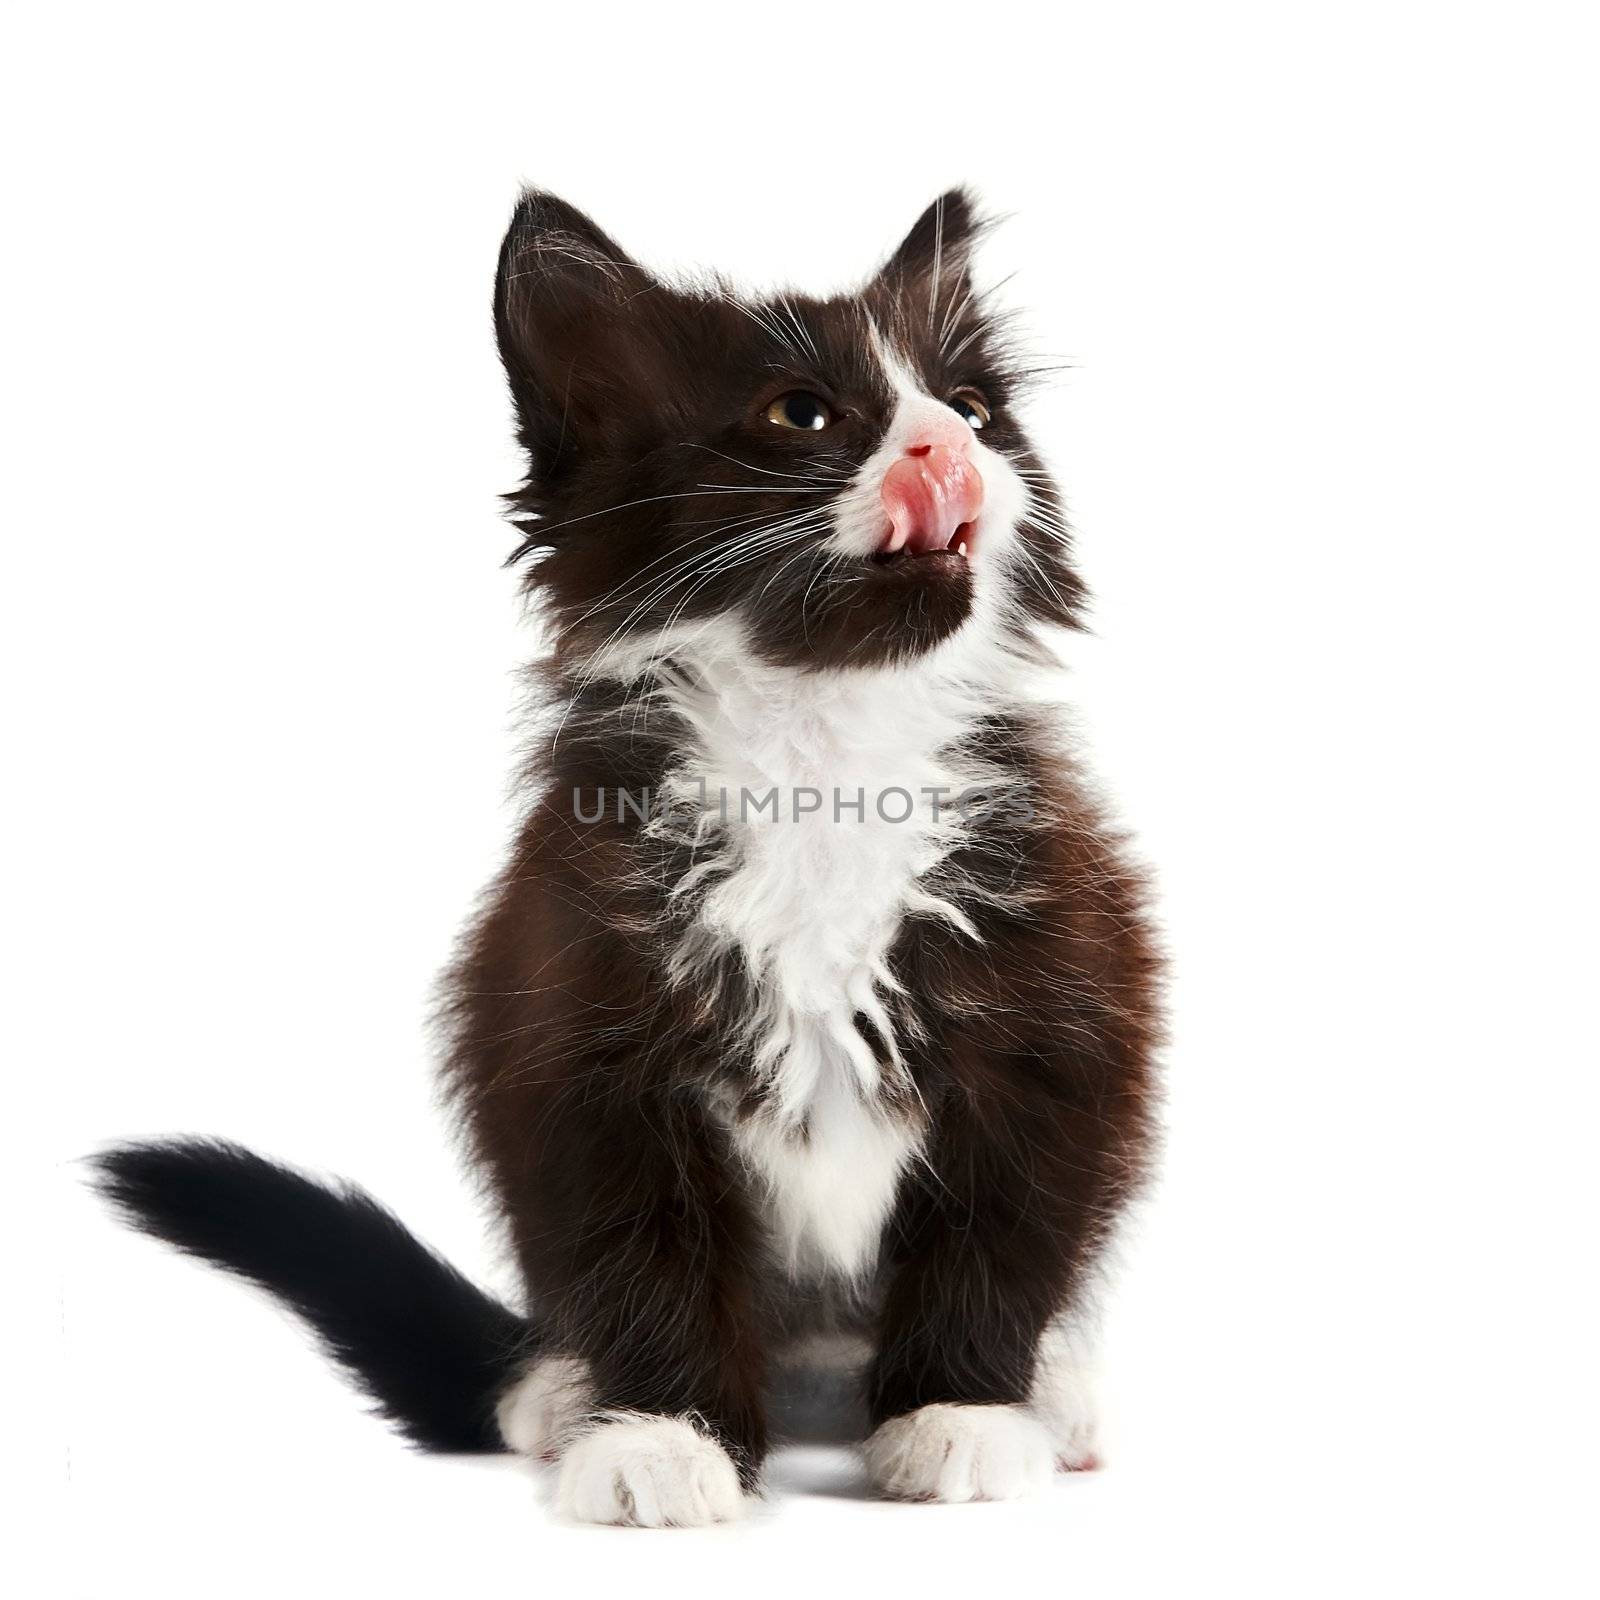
878 440 984 560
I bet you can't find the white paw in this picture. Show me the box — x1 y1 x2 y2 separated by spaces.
496 1354 594 1462
1029 1321 1103 1471
865 1403 1054 1503
557 1415 747 1528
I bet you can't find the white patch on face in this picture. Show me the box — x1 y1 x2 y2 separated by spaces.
826 322 1030 603
864 1403 1055 1502
557 1414 747 1528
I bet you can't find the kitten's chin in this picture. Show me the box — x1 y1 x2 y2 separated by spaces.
873 547 972 578
743 549 977 673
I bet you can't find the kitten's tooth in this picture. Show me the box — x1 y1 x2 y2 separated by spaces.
956 539 968 558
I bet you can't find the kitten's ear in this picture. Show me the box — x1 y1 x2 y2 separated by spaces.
875 187 987 298
494 190 660 480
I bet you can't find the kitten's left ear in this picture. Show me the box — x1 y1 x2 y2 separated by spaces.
874 187 988 300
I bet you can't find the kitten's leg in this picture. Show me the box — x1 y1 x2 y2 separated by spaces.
496 1353 593 1463
1028 1311 1102 1471
495 1093 768 1527
864 1078 1127 1503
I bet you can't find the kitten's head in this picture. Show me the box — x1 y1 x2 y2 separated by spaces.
495 188 1083 675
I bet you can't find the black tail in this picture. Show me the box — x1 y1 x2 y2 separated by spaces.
91 1138 532 1453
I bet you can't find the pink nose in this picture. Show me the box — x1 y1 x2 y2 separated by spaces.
880 441 984 557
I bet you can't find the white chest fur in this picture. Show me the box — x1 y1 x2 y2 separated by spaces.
655 626 1011 1279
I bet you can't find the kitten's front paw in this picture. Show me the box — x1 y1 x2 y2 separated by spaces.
496 1354 594 1462
557 1415 747 1528
865 1404 1054 1503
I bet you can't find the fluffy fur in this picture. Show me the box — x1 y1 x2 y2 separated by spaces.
94 188 1162 1527
496 1353 593 1462
864 1404 1055 1503
558 1415 745 1529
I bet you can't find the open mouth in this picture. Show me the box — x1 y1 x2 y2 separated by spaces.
872 521 977 564
875 444 984 567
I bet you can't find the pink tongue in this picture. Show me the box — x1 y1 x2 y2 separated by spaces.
880 446 984 555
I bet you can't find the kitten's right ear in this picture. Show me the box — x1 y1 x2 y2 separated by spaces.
494 190 657 480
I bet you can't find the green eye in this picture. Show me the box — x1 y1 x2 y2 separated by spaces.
948 389 993 429
764 392 834 431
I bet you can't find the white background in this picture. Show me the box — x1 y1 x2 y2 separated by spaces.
9 3 1597 1595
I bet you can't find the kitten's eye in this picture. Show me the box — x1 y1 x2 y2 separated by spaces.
948 389 993 430
764 392 834 431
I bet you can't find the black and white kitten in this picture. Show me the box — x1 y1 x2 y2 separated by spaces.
96 189 1161 1527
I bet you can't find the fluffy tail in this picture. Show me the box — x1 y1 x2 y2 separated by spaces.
91 1138 531 1453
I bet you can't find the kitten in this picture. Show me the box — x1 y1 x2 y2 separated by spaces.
95 189 1162 1527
